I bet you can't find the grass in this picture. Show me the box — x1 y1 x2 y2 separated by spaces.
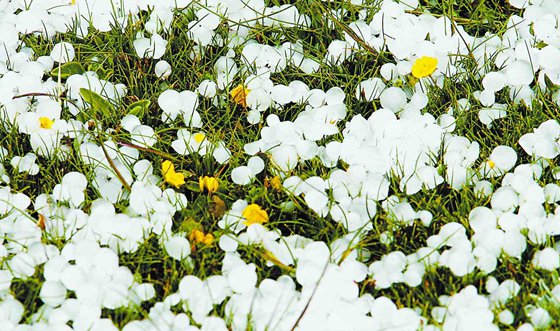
2 0 559 329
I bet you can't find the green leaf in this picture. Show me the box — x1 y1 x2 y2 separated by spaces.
126 99 151 119
49 62 85 79
79 88 114 118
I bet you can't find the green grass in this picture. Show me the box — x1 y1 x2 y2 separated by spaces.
3 0 560 329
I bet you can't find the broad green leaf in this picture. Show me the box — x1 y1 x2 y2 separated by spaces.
79 88 114 118
49 62 85 79
126 99 151 119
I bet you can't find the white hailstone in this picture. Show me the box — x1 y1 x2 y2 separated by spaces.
198 80 218 98
271 84 292 105
10 153 39 175
508 0 528 9
8 253 36 278
90 319 118 331
478 105 507 127
490 187 519 211
478 89 495 107
418 210 433 227
380 63 398 80
469 207 497 233
247 156 265 175
532 248 560 270
133 34 168 59
485 276 499 293
164 236 191 261
501 231 526 258
498 309 514 325
131 125 157 147
227 264 257 294
484 145 517 176
539 46 560 70
517 323 535 331
154 60 172 79
474 180 493 197
356 78 386 101
158 89 183 122
530 308 551 329
50 42 75 63
218 234 238 252
446 248 476 276
271 145 298 172
544 184 560 203
231 166 254 185
482 72 506 92
505 60 533 86
380 87 407 111
40 281 67 307
201 316 228 331
0 270 13 291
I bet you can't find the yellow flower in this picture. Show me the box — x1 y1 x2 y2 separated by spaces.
269 176 282 191
199 176 219 194
39 117 54 129
161 160 185 188
189 229 214 246
411 56 438 78
230 84 250 108
487 160 496 169
189 229 205 243
193 132 205 144
242 204 269 226
203 233 214 245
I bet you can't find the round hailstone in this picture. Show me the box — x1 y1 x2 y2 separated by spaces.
380 87 407 111
50 42 75 63
227 264 257 293
219 234 238 252
131 125 156 147
530 307 552 329
489 145 517 173
158 89 182 120
154 60 172 79
505 60 534 86
355 78 386 101
164 236 191 261
231 166 254 185
539 46 560 70
247 156 265 175
478 89 495 107
498 309 514 325
60 265 86 291
508 0 529 9
0 270 13 291
490 187 519 211
468 207 497 233
532 248 560 270
482 72 506 92
40 281 67 307
197 80 217 98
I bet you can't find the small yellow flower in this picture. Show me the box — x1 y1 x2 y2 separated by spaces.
189 229 214 246
266 176 282 191
203 233 214 245
193 133 205 144
199 176 219 194
230 84 250 108
487 160 496 169
39 117 54 129
242 204 269 226
411 56 438 78
161 160 185 188
189 229 205 243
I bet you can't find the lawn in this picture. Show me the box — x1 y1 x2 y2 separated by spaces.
1 0 560 330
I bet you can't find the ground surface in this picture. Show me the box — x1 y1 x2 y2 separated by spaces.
1 0 560 330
